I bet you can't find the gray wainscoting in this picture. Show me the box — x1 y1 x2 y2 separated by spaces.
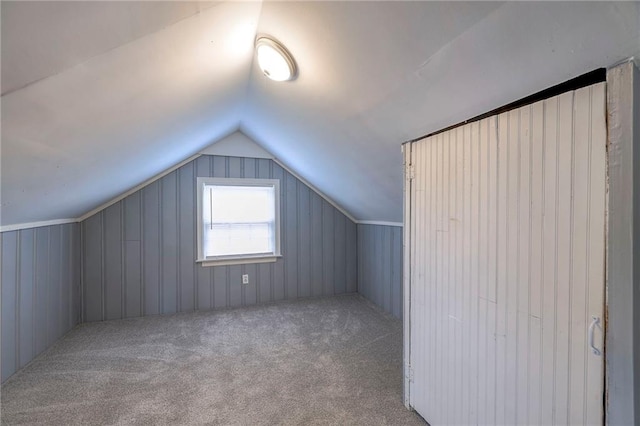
1 223 81 383
81 155 357 322
357 224 402 318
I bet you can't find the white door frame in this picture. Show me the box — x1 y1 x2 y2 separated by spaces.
402 142 413 408
604 60 639 426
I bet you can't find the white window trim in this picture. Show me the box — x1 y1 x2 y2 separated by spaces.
196 177 281 267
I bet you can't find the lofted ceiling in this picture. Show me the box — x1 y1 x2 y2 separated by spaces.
1 1 639 227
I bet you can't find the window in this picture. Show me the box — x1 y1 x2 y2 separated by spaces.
196 178 281 266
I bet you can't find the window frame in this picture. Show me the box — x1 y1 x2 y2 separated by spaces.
196 177 281 267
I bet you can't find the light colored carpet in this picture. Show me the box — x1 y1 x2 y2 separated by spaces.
1 294 425 425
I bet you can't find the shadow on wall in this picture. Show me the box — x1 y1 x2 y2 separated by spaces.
357 224 402 318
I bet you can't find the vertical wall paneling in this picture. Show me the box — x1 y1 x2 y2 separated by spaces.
568 85 590 425
35 227 49 354
346 219 357 294
213 266 228 309
465 121 476 423
124 190 142 318
357 224 403 318
2 232 18 382
228 265 242 308
357 221 365 300
160 171 178 314
406 83 607 425
486 115 499 425
142 181 161 316
18 229 34 368
505 109 519 425
80 155 356 321
47 225 61 346
382 223 389 308
124 240 141 318
195 156 213 311
104 203 122 320
334 211 347 294
179 162 196 312
516 105 532 426
271 162 286 301
1 224 80 383
441 130 450 421
322 201 335 297
495 110 508 426
310 193 323 297
59 224 71 336
73 225 81 326
454 125 465 425
528 100 544 426
297 182 311 298
285 171 298 300
540 95 559 426
391 217 402 318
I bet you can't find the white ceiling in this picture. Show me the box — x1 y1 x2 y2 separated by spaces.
1 1 639 227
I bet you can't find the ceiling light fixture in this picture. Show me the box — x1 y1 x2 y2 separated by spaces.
255 36 297 82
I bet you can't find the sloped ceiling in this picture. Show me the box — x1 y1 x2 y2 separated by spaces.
1 1 639 227
1 1 262 226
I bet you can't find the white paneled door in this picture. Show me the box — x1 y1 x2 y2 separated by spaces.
404 83 606 425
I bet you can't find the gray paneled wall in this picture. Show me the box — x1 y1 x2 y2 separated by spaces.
357 224 402 318
81 155 357 322
1 223 81 383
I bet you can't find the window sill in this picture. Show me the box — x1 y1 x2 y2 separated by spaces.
196 254 282 267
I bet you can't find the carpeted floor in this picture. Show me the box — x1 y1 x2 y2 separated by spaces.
1 294 425 425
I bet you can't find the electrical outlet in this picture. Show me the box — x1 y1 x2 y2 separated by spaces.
242 274 249 284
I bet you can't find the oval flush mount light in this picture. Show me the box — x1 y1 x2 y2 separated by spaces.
255 36 297 82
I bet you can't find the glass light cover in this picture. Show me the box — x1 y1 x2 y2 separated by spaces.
256 38 295 81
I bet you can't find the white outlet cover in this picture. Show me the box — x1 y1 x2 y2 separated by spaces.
242 274 249 284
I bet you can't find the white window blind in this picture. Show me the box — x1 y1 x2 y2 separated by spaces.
199 181 279 261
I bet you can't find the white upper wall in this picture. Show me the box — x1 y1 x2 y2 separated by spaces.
1 1 639 227
200 131 273 159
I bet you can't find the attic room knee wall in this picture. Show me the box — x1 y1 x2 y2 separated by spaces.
79 154 357 322
356 224 402 318
0 223 81 384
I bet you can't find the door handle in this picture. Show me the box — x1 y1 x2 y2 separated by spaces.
588 316 602 356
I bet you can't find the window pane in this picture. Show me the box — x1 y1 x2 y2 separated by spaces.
208 185 274 223
204 223 274 257
202 184 277 258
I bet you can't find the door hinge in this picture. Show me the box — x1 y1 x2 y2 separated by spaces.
406 365 414 382
406 165 415 181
